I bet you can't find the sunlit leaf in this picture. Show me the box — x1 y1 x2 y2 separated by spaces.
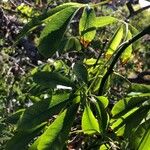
17 94 70 132
129 119 150 150
121 30 132 64
95 16 117 28
38 6 80 57
30 103 79 150
95 96 109 108
17 3 83 41
79 6 96 47
105 26 124 59
82 104 100 134
111 94 150 118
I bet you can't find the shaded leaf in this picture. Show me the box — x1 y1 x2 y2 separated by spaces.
82 104 100 134
129 120 150 150
17 94 70 132
94 97 109 133
33 71 74 88
73 62 88 83
5 109 25 124
129 83 150 93
111 105 150 137
65 37 81 51
5 124 45 150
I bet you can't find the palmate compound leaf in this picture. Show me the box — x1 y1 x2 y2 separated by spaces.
16 2 84 41
38 6 81 57
33 71 75 88
29 103 79 150
105 26 124 59
121 30 132 64
79 6 96 47
82 104 100 135
6 94 71 150
17 94 70 132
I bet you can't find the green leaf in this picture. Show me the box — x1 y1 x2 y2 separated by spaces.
5 124 45 150
129 83 150 93
30 103 79 150
82 104 100 134
17 3 83 41
17 94 70 132
129 120 150 150
65 37 81 51
5 109 25 124
33 71 74 88
111 105 150 137
105 26 124 59
95 16 117 28
129 24 139 35
73 62 88 83
79 7 96 46
94 97 109 133
121 30 132 63
38 6 79 57
111 94 150 118
95 96 109 108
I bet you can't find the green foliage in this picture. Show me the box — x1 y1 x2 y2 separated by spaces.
33 71 74 88
38 6 81 57
30 103 79 150
1 1 150 149
79 6 96 46
105 26 124 59
82 104 100 134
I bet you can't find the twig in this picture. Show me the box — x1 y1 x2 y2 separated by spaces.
98 25 150 95
127 2 150 19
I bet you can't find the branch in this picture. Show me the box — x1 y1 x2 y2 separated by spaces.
98 25 150 95
127 2 150 19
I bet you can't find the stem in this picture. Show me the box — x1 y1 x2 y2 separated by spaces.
98 25 150 96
